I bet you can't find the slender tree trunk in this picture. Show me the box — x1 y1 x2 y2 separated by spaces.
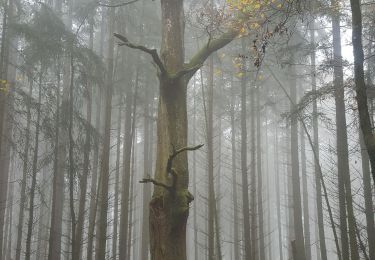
4 158 15 260
331 5 359 259
239 41 252 260
207 55 216 260
289 63 306 260
36 145 50 260
72 64 92 260
15 78 33 260
87 17 103 260
127 126 137 260
95 4 115 259
349 0 375 186
0 1 13 258
25 69 43 260
48 62 65 260
274 126 283 260
68 54 76 260
87 76 102 260
250 78 257 260
0 93 12 260
141 76 153 260
359 131 375 258
192 78 198 260
111 99 122 260
118 64 136 260
0 0 9 170
256 86 265 260
310 19 328 260
300 116 311 260
230 77 240 260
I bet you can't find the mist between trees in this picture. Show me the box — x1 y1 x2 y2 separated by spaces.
0 0 374 260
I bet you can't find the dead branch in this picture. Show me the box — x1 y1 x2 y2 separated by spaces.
166 144 204 189
139 178 172 192
98 0 140 7
139 144 204 193
171 63 203 80
114 33 166 75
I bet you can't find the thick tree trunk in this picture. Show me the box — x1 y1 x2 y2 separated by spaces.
149 74 192 260
113 1 238 258
146 1 190 259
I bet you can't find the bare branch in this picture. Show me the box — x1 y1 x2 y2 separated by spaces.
140 144 204 194
139 178 172 191
166 144 204 175
171 63 204 80
114 33 166 74
184 29 239 79
97 0 140 8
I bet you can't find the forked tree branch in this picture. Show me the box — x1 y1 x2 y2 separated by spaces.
166 144 205 174
139 144 204 193
114 33 166 75
183 29 239 79
166 144 204 191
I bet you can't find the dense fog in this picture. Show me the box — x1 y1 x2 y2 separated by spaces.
0 0 374 260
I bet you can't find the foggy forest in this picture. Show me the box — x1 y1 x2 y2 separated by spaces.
0 0 374 259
